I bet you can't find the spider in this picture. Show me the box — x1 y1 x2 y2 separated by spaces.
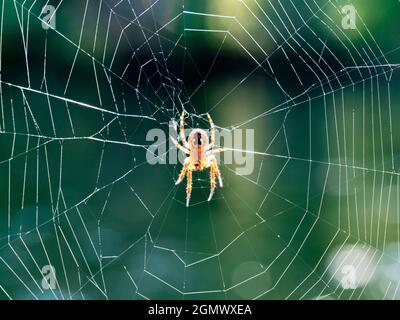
171 111 224 207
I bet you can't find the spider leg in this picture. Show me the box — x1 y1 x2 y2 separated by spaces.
186 168 193 207
206 113 215 149
208 163 216 202
212 156 223 187
170 136 190 154
180 111 190 149
176 158 189 185
206 147 224 155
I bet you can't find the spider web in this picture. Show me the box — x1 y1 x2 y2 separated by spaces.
1 0 400 300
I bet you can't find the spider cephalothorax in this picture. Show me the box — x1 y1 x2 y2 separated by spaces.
171 111 224 206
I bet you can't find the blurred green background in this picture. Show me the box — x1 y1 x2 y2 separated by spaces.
1 0 400 299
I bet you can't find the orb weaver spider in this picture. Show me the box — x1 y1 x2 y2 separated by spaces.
171 111 224 207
